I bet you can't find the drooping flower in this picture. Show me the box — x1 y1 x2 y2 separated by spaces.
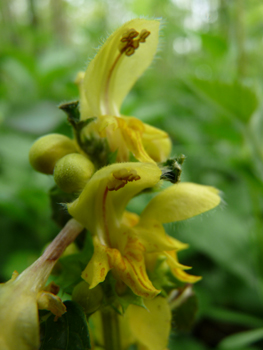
0 260 65 350
0 218 83 350
67 162 220 298
75 18 171 163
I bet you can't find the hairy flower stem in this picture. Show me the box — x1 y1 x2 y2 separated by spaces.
42 218 84 261
101 307 121 350
17 219 84 291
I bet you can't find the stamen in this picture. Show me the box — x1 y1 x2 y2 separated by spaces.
138 29 151 42
118 28 151 56
121 28 139 42
108 168 141 191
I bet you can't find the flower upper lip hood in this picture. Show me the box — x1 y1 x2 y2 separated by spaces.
80 19 160 117
75 19 172 163
67 162 221 298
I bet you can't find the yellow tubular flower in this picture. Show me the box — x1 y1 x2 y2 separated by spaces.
0 219 83 350
75 19 171 163
67 163 221 298
0 260 65 350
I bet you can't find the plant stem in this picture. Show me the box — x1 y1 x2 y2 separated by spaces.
18 219 84 291
42 218 84 261
101 307 121 350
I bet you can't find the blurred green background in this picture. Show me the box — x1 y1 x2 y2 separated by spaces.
1 0 263 349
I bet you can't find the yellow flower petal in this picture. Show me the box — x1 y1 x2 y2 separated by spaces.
37 291 66 317
127 297 171 350
0 278 39 350
104 118 130 162
142 123 172 162
122 211 140 228
165 251 202 283
83 19 160 117
118 117 155 163
67 162 161 235
75 71 92 120
82 236 159 298
0 262 61 350
81 237 111 288
97 115 119 135
141 182 221 224
113 250 160 299
136 220 188 253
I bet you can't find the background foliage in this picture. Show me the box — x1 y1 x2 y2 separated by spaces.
1 0 263 349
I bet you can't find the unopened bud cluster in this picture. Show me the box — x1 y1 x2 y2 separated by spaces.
29 133 95 193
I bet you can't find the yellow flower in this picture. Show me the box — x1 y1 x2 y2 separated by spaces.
75 18 171 163
127 296 171 350
0 253 66 349
67 162 220 298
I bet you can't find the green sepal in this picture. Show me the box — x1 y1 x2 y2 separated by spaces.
101 273 146 314
59 100 81 123
59 100 95 136
148 257 178 297
115 287 146 314
39 300 91 350
59 100 96 133
160 155 185 184
49 185 78 227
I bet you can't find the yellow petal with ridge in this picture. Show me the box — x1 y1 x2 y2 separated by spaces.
142 123 172 162
67 162 161 233
118 117 155 163
141 182 221 224
136 220 188 253
81 237 111 288
82 236 160 298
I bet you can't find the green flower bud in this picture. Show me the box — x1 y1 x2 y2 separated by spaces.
29 134 77 175
54 153 95 193
72 281 103 315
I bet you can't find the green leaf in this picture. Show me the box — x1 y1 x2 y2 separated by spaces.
172 294 198 332
190 79 258 123
218 328 263 349
40 300 91 350
205 308 263 329
115 287 146 313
